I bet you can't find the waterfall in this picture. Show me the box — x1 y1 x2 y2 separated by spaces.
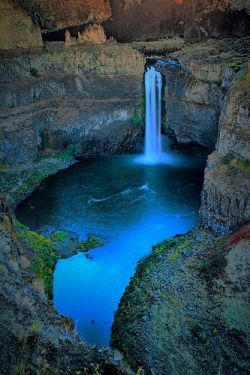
145 66 162 161
135 65 170 165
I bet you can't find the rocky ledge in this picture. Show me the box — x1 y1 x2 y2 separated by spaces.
111 227 250 375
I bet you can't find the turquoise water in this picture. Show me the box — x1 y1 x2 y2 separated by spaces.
16 152 205 346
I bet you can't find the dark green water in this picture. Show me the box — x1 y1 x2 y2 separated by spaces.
16 152 205 346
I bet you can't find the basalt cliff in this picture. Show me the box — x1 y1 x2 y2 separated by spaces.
0 1 249 374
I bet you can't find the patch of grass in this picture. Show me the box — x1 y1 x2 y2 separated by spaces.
229 165 238 174
41 133 51 150
220 154 250 175
51 230 67 242
131 106 141 126
30 320 41 335
76 235 104 252
12 145 76 199
221 153 234 165
16 326 27 345
13 219 59 298
238 71 250 88
30 68 41 78
152 236 194 260
12 219 104 297
112 234 195 345
227 59 242 72
198 238 229 280
0 263 9 275
0 163 9 172
13 361 26 375
235 159 250 170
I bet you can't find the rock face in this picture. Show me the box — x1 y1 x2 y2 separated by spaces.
155 38 249 151
158 60 224 151
111 229 250 375
105 0 250 42
199 73 250 234
217 73 250 160
0 44 145 166
77 24 107 44
15 0 111 30
0 0 43 50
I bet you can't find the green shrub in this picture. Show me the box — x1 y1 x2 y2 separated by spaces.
51 230 67 242
0 263 9 275
30 68 41 78
13 219 58 298
236 159 250 170
0 163 9 172
30 320 41 334
220 153 234 165
131 106 141 126
13 361 26 375
76 235 104 252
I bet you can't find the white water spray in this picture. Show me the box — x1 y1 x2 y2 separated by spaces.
145 66 162 161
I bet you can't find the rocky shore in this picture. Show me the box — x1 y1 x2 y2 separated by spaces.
111 227 250 375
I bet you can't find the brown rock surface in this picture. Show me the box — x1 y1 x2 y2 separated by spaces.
77 24 107 45
15 0 111 30
105 0 250 42
0 44 145 167
0 0 43 50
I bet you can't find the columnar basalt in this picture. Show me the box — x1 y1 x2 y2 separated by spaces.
0 44 145 169
153 38 249 153
199 73 250 234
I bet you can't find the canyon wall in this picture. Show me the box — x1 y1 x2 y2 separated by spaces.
14 0 111 30
153 38 249 233
0 0 43 50
2 0 249 51
0 44 145 167
105 0 250 42
156 38 248 151
199 72 250 234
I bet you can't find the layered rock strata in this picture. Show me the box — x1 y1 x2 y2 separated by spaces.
152 38 249 152
199 72 250 234
0 44 145 168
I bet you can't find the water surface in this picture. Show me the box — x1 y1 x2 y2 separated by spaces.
16 153 205 346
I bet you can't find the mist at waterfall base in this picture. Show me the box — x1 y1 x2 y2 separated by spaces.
16 151 205 347
136 65 169 165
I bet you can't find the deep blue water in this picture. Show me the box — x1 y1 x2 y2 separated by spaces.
16 151 205 346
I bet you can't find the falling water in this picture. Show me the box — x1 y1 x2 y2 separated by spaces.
145 66 162 162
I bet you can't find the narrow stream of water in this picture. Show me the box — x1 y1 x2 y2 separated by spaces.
16 152 205 346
